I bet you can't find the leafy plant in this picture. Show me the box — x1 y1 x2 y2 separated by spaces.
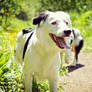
0 34 24 92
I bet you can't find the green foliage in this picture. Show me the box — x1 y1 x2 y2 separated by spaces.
60 67 68 76
0 0 39 25
0 0 21 15
32 76 39 92
32 77 49 92
32 78 64 92
37 0 91 12
1 16 33 32
0 34 24 92
0 0 22 25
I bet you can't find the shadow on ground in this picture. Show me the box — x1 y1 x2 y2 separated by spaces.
66 64 85 73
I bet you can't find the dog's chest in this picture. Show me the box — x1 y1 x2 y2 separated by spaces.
24 45 61 77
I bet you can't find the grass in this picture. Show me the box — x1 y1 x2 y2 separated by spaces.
0 10 92 92
0 33 24 92
1 16 34 32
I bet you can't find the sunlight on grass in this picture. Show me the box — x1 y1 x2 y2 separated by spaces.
0 34 24 92
82 37 92 52
3 32 17 49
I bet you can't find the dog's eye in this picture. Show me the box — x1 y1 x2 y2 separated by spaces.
64 20 68 25
51 21 57 25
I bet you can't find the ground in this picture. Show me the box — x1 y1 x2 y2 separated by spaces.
61 52 92 92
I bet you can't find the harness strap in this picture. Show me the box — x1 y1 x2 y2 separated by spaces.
22 32 33 60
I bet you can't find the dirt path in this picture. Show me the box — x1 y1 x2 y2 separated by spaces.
61 53 92 92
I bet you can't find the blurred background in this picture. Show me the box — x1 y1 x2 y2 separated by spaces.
0 0 92 92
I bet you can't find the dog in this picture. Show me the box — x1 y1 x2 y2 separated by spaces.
70 28 84 66
61 28 84 66
14 10 72 92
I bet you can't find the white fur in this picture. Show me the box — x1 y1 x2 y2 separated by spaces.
14 11 72 92
71 28 83 47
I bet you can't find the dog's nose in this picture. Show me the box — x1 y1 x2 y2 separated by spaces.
64 30 71 36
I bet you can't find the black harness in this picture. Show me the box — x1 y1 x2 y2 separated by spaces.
22 28 34 60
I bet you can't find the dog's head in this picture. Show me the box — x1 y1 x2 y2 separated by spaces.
33 10 72 49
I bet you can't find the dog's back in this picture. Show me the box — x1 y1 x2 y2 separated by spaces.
14 28 34 65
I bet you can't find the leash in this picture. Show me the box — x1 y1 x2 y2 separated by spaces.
22 29 34 60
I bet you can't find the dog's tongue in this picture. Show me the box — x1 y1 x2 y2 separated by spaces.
56 37 71 49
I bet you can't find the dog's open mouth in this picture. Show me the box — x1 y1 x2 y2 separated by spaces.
49 33 71 49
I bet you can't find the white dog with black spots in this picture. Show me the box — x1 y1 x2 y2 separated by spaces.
14 10 72 92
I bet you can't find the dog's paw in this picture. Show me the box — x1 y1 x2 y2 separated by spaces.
71 60 77 66
71 63 77 66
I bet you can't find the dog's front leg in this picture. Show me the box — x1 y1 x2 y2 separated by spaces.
24 71 32 92
72 48 78 66
49 78 58 92
60 52 63 68
65 49 71 64
48 71 59 92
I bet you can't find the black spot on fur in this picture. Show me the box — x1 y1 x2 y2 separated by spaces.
33 12 48 25
22 28 33 35
70 39 73 45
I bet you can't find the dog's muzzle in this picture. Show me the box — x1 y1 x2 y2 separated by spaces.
49 33 71 49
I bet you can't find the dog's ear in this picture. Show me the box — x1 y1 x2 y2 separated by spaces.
33 12 48 25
